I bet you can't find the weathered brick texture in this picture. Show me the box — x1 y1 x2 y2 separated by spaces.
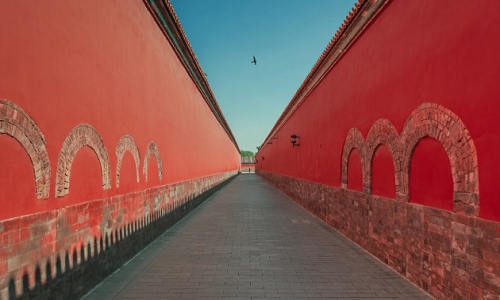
1 170 238 299
56 124 112 197
341 103 479 216
257 170 499 300
143 141 162 182
115 135 141 187
0 99 51 199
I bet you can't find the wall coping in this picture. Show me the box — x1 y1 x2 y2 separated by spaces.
142 0 240 153
257 0 391 154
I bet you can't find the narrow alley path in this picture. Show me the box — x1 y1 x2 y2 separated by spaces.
84 174 432 300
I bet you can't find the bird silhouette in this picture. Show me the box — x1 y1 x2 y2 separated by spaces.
251 56 257 65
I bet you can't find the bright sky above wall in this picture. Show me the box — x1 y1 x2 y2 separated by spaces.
170 0 358 153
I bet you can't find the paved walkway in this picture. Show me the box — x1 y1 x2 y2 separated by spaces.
84 174 432 300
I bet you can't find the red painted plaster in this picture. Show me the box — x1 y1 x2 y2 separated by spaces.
410 137 453 211
0 135 35 218
347 149 363 192
66 147 103 204
371 145 396 199
116 152 140 194
0 0 240 221
257 0 500 221
147 156 161 188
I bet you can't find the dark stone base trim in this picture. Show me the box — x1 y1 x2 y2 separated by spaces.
3 171 238 300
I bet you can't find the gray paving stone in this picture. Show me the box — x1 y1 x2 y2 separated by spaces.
84 174 433 300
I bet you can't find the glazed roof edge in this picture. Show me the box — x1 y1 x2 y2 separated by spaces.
257 0 391 155
144 0 241 153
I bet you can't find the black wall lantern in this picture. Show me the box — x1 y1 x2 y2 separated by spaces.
261 156 265 160
290 134 300 148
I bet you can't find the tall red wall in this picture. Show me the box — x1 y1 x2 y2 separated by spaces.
257 0 500 222
256 0 500 298
0 0 240 221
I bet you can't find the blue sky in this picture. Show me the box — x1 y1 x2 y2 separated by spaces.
170 0 358 153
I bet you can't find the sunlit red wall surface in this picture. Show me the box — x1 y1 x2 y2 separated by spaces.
0 0 240 221
256 0 500 221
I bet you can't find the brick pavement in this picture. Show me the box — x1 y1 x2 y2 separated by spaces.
83 174 433 300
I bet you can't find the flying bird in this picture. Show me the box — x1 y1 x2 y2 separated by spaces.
251 56 257 65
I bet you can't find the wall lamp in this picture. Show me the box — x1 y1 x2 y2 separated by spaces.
290 134 300 148
261 156 265 160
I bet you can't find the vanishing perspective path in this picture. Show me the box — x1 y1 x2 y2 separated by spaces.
84 174 432 300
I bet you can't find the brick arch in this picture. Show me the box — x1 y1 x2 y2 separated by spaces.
0 99 51 199
365 119 402 195
341 104 479 214
400 103 479 215
56 124 111 197
143 141 162 182
116 135 140 187
340 128 369 192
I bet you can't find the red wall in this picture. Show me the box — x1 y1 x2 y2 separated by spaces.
347 149 363 192
371 145 395 199
257 0 500 221
409 137 453 211
0 0 240 221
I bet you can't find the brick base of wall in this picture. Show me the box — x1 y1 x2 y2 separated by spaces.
1 170 239 300
257 170 500 300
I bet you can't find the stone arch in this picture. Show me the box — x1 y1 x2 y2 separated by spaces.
115 135 140 187
56 124 111 197
143 141 162 182
365 119 402 195
0 99 51 199
400 103 479 215
340 128 369 192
